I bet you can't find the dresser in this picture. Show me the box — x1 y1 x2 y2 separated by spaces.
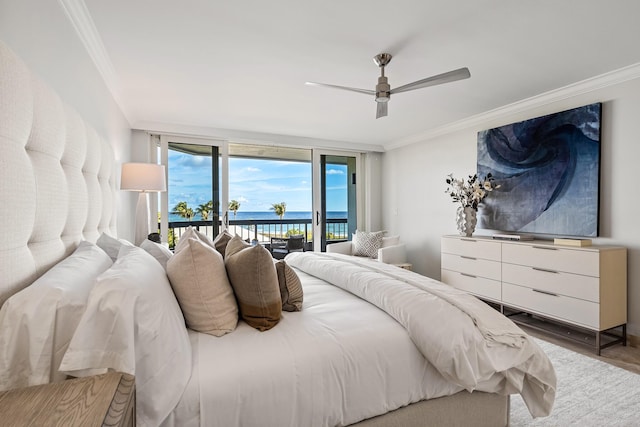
441 235 627 354
0 372 135 427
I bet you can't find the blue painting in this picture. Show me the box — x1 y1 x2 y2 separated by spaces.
477 103 601 237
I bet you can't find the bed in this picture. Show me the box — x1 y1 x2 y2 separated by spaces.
0 39 556 427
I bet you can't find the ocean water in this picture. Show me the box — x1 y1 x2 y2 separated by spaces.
168 211 347 222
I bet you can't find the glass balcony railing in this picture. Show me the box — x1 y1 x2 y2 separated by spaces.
165 218 348 250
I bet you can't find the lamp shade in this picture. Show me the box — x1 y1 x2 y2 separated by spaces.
120 163 166 192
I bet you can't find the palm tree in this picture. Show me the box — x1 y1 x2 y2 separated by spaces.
197 200 214 221
270 202 286 236
172 201 195 221
228 199 241 218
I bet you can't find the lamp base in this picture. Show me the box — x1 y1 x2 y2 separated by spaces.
134 192 151 246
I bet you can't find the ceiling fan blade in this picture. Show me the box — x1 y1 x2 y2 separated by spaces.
376 101 388 119
305 81 375 96
390 67 470 95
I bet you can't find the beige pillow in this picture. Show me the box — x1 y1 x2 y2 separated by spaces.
175 226 216 254
224 234 250 260
174 227 197 253
193 228 216 249
275 260 303 312
166 238 238 337
225 244 281 331
212 230 233 257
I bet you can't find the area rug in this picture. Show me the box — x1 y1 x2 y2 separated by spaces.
510 338 640 426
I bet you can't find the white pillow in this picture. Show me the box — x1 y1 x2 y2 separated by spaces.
96 232 134 261
0 241 112 391
60 245 191 427
140 239 173 271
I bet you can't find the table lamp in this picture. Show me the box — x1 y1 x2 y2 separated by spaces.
120 162 166 246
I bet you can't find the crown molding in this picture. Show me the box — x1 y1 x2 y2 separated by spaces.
384 62 640 151
57 0 130 121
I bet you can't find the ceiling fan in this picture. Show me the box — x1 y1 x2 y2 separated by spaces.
306 53 470 119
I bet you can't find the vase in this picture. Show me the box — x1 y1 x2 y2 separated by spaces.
456 206 477 237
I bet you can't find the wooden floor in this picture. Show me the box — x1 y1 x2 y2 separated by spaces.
520 324 640 375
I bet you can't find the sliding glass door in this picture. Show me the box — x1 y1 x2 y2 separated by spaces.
312 150 361 252
159 135 228 248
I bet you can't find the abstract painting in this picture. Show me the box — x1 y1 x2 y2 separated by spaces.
477 103 601 237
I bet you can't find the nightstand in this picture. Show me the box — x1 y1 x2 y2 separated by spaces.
0 372 135 427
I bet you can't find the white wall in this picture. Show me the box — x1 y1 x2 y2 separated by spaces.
382 77 640 337
0 0 134 241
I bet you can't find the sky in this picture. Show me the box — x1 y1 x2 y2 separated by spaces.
167 150 348 213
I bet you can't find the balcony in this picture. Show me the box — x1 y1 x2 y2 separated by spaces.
166 218 348 250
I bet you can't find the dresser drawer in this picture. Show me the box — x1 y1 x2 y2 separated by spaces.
442 269 501 301
502 263 599 303
502 283 599 329
442 253 501 281
441 237 501 261
502 243 599 277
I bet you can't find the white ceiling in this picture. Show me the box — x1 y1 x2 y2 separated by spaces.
76 0 640 150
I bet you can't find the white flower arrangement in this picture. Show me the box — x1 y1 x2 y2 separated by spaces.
445 173 499 211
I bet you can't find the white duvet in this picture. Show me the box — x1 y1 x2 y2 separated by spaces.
286 252 556 417
164 252 555 427
164 267 464 427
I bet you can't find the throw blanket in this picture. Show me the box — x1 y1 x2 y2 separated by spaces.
286 252 557 417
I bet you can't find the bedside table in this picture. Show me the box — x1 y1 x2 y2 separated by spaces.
0 372 135 427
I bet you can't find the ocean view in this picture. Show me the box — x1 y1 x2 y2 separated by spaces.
168 211 348 222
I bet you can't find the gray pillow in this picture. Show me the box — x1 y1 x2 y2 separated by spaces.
212 230 233 257
275 260 303 312
353 230 384 258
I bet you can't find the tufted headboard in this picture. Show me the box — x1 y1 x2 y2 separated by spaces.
0 41 118 306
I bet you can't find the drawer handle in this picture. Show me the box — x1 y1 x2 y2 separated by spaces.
532 288 558 297
461 238 477 242
532 245 557 251
460 255 477 260
460 272 477 278
532 267 559 274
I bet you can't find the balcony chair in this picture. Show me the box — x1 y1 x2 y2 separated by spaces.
270 235 305 260
326 234 407 265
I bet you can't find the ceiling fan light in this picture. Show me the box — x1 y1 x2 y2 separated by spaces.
376 75 390 102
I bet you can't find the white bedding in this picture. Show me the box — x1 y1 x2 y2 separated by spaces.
163 268 463 427
286 252 556 417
